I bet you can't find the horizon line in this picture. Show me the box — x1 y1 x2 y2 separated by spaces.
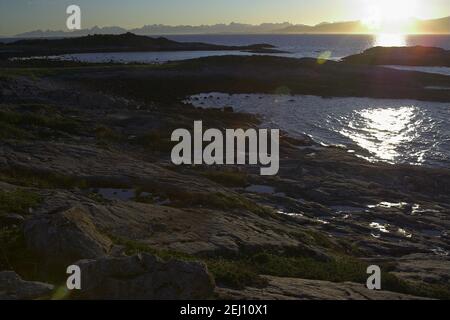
3 15 449 37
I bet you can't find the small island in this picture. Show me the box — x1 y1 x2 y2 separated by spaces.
342 46 450 67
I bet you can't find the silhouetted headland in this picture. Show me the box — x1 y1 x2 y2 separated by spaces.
343 46 450 67
0 32 286 59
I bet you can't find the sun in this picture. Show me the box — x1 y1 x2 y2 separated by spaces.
362 0 420 33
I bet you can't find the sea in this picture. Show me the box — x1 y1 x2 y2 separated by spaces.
9 33 450 67
6 34 450 168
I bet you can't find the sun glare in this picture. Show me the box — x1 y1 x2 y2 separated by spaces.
362 0 421 34
374 33 406 47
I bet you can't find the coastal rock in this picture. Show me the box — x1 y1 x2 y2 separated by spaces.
35 190 327 258
216 276 428 300
72 253 215 300
23 207 112 266
392 254 450 285
0 213 25 227
342 46 450 67
0 33 284 59
0 271 54 300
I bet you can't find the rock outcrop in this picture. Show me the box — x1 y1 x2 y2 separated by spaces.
342 46 450 67
216 276 428 300
24 207 112 267
72 253 215 300
0 271 54 300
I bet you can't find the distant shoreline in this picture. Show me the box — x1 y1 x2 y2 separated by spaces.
2 33 450 40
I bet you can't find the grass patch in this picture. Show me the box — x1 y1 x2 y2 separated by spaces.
95 125 123 144
132 131 175 153
0 167 88 189
0 111 81 134
0 226 40 280
108 235 450 298
109 236 266 289
109 235 194 261
249 253 368 283
206 258 268 289
202 170 249 188
0 189 42 215
169 190 273 216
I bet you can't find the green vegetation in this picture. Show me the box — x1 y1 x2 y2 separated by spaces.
206 258 268 289
0 105 83 139
0 226 40 280
0 189 42 277
0 189 41 215
202 170 249 188
95 125 123 144
132 131 175 153
169 190 273 216
108 235 450 298
0 167 88 189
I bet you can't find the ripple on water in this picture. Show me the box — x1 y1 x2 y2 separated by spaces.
186 93 450 168
370 221 390 234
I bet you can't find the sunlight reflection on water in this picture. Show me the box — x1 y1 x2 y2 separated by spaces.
339 106 424 163
186 94 450 168
374 33 407 47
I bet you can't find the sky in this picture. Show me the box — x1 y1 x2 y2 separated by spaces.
0 0 449 35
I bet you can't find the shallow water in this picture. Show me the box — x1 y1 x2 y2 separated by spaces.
41 50 255 64
186 93 450 168
245 185 276 194
91 188 136 201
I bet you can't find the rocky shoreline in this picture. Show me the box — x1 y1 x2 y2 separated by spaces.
1 49 449 300
0 33 286 60
342 46 450 67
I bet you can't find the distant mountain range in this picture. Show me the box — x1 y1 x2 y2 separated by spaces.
278 16 450 34
9 16 450 38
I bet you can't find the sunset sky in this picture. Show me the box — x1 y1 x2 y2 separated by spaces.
0 0 449 35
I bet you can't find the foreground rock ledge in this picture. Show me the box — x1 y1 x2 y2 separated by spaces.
0 271 54 300
24 207 113 267
72 253 215 300
216 276 429 300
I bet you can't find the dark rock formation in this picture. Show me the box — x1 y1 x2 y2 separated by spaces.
0 213 25 227
24 207 112 267
0 271 54 300
0 32 285 59
342 46 450 67
216 276 429 300
72 254 215 300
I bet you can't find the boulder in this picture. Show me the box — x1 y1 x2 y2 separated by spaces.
0 271 54 300
73 253 215 300
0 213 25 227
24 207 112 267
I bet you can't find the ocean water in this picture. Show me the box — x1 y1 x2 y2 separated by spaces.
23 34 450 67
186 93 450 168
167 34 450 59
